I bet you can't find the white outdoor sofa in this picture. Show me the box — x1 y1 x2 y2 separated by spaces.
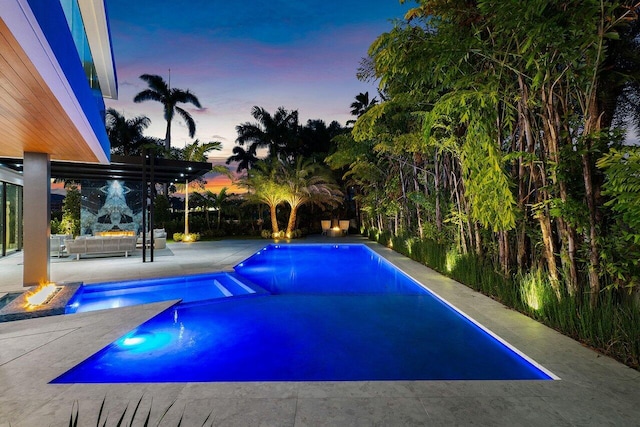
65 236 137 260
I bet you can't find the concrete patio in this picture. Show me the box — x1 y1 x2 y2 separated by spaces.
0 237 638 426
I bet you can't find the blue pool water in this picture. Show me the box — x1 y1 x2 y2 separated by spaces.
235 244 426 295
53 244 554 382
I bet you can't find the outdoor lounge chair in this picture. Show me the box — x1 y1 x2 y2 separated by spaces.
339 220 350 236
321 220 331 236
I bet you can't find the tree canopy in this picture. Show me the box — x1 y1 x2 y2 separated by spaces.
330 0 640 302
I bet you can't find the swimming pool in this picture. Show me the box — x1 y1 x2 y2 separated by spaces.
52 244 555 382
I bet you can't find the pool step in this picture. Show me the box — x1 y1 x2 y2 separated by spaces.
212 280 233 297
211 273 268 299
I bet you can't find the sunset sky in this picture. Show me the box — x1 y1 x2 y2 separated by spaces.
103 0 412 193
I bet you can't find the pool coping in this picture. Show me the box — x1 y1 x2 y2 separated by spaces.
1 237 639 425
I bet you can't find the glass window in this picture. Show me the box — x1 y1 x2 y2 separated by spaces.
5 183 22 254
59 0 101 95
0 183 4 256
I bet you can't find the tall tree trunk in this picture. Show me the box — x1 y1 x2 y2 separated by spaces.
464 194 475 256
517 75 534 271
204 206 211 230
286 205 298 236
582 88 602 306
516 127 528 271
434 151 443 234
162 120 173 196
270 204 279 234
582 150 601 306
525 85 561 298
537 212 562 299
165 119 172 152
499 231 510 276
412 163 424 238
398 160 409 232
541 84 578 296
452 172 467 254
394 211 399 236
184 180 189 235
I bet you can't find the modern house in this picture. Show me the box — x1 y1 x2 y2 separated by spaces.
0 0 117 285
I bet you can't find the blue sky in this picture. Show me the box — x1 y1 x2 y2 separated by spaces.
104 0 412 159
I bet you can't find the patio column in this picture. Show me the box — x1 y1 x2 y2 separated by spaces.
23 152 51 286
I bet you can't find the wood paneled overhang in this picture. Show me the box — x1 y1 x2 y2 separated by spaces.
0 0 112 164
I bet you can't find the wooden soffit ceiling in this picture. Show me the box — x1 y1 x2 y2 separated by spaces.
0 18 101 163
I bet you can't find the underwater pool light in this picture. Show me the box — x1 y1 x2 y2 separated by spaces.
115 331 173 353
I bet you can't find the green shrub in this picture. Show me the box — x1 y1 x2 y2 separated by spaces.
391 235 411 257
365 227 379 241
173 232 184 242
182 233 200 242
518 267 552 315
50 218 61 235
548 291 639 368
261 229 272 239
409 238 447 273
378 230 392 246
261 230 286 239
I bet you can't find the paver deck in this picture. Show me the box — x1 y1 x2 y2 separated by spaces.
1 237 638 426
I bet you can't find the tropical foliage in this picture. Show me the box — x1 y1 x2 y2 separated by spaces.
240 158 342 237
105 108 160 156
279 158 343 236
59 183 81 236
241 160 288 236
172 140 222 236
228 105 346 171
329 0 640 367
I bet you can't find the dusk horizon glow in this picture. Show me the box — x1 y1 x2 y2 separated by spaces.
104 0 412 168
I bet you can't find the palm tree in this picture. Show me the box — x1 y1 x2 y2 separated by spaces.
210 187 229 230
235 106 300 162
241 160 287 235
281 158 343 237
133 74 202 152
347 92 378 124
105 108 156 156
226 145 259 172
176 140 221 236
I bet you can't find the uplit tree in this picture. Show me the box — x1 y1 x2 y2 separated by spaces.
60 183 81 236
281 158 343 237
210 187 230 230
241 160 288 236
174 140 222 237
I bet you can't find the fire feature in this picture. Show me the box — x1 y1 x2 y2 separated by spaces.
25 283 61 309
